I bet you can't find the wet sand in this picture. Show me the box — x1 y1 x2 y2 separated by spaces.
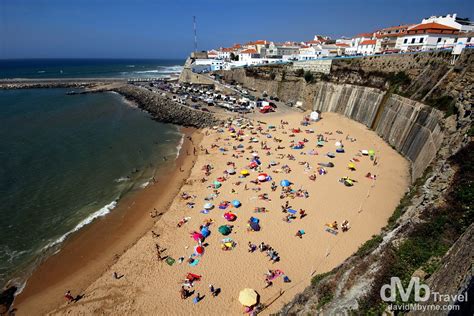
13 127 202 315
14 112 410 315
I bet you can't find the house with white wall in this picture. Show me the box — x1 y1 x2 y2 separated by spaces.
396 22 460 51
238 48 259 61
421 13 474 33
357 40 376 55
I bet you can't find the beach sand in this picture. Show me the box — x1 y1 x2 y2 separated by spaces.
15 112 409 315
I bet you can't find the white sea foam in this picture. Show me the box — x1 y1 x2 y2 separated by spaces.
42 200 118 250
140 181 150 188
176 133 185 159
115 176 130 183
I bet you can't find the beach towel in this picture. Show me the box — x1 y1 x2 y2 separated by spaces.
287 209 297 215
165 257 176 266
325 227 338 235
268 269 284 280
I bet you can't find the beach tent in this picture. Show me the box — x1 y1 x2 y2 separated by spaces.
218 225 232 235
204 203 214 210
327 152 335 158
317 140 325 147
191 232 204 241
232 200 241 208
213 181 222 189
280 180 291 187
348 163 356 171
310 111 320 121
336 147 345 153
241 169 250 176
257 173 268 182
239 288 259 307
227 168 236 175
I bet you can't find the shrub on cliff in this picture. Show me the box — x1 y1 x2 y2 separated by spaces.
295 68 304 77
304 70 314 83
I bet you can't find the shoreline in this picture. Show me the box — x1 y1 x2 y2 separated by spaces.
12 127 203 315
29 111 409 315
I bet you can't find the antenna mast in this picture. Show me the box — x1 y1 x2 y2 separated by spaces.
193 16 198 52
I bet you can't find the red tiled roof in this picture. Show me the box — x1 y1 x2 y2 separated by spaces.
220 47 233 52
335 43 350 47
300 45 310 48
409 22 458 31
306 40 321 44
379 24 414 32
360 39 376 45
240 48 258 54
354 32 373 38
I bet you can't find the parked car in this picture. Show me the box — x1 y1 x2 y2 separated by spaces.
259 105 274 113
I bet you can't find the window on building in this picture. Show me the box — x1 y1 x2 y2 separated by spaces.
404 39 408 44
411 38 415 44
419 38 424 43
437 38 442 43
468 37 472 43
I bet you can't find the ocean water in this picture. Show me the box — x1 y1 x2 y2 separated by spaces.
0 88 183 289
0 59 184 79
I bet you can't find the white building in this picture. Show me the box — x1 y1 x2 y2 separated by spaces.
421 13 474 33
217 48 232 60
456 31 474 48
397 22 460 52
238 48 259 61
207 49 219 59
357 40 376 55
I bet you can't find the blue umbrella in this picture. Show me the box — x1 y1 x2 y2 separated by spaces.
232 200 241 208
250 221 261 231
280 180 291 187
201 226 210 238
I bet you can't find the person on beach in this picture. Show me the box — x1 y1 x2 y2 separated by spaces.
64 290 75 303
264 279 273 289
193 292 202 304
248 242 257 253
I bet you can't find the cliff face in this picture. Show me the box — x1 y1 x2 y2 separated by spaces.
219 50 473 315
312 82 444 180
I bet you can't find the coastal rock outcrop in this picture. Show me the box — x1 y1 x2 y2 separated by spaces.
109 85 222 128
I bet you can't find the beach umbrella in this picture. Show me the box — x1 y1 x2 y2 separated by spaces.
227 168 236 175
241 169 249 176
224 212 237 222
257 174 267 182
239 288 259 307
204 203 214 210
213 181 222 189
280 180 291 187
335 141 342 147
327 152 335 158
249 162 258 169
348 163 356 170
201 226 210 238
232 200 241 208
218 225 232 235
249 221 260 231
252 152 259 157
194 245 204 255
361 150 369 155
336 147 345 153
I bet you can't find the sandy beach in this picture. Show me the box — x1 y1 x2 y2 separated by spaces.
15 111 409 315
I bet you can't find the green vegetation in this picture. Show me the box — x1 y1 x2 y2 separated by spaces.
304 70 314 83
358 142 474 314
295 68 305 77
311 271 333 286
388 71 411 87
355 235 383 257
427 95 456 117
387 166 432 228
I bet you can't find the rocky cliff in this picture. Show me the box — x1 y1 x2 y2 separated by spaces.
219 49 473 315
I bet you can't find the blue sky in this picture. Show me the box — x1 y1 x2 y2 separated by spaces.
1 0 472 59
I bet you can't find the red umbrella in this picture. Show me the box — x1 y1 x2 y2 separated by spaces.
195 245 204 255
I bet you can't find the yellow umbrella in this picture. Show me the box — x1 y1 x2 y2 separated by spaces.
240 169 249 176
239 288 258 306
348 162 356 170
